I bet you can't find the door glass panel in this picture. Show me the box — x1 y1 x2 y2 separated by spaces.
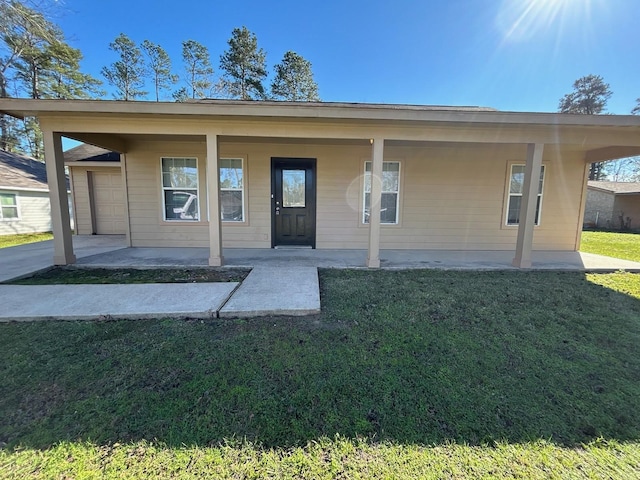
282 170 305 207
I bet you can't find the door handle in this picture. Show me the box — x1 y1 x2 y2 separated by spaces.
275 206 280 215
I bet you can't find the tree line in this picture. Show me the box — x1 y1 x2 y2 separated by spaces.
0 0 319 157
100 29 319 103
1 0 639 182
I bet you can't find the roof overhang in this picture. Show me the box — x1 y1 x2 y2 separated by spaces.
3 98 640 127
3 99 640 161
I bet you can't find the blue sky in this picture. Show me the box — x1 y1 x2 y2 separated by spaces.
53 0 640 114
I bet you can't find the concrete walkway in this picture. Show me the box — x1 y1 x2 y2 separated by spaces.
2 235 640 322
220 266 320 318
1 283 238 322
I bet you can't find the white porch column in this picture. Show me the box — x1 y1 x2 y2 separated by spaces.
366 137 384 268
42 129 76 265
512 143 544 268
206 132 223 266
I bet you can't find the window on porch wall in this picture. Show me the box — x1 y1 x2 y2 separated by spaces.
364 161 400 224
219 158 244 222
506 164 545 225
161 157 199 221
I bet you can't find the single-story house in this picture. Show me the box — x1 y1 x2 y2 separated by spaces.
64 143 125 235
0 148 71 235
584 181 640 230
2 98 640 268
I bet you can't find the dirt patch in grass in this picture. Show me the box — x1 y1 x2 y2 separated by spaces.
8 266 251 285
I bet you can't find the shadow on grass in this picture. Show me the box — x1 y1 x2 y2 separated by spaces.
1 270 639 449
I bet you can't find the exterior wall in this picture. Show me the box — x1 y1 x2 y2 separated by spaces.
123 139 586 251
0 189 51 234
69 166 123 235
583 188 615 229
613 195 640 230
126 141 209 247
70 166 92 234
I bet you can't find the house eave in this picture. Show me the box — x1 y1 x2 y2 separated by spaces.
3 98 640 128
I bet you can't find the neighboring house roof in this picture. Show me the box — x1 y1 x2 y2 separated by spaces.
588 181 640 195
0 149 68 191
64 143 120 162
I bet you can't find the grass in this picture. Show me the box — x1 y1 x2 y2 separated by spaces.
581 230 640 262
8 266 250 284
0 232 53 249
1 269 640 477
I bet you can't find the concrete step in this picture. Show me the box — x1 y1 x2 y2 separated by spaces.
219 266 320 318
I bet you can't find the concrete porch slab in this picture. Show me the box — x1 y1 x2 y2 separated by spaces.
219 266 321 318
0 235 127 282
0 282 238 322
74 246 640 272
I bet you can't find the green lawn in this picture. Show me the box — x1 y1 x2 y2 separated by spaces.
0 232 53 249
581 230 640 262
1 269 640 478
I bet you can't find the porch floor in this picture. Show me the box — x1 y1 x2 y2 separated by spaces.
75 242 640 272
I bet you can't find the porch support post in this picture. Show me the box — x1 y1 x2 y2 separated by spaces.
42 129 76 265
366 137 384 268
512 143 544 269
206 132 224 266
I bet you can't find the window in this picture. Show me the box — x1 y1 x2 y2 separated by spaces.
219 158 244 222
161 157 199 221
282 169 305 207
506 164 545 225
363 161 400 224
0 193 18 220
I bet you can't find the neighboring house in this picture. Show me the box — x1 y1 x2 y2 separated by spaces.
0 149 71 235
584 181 640 230
64 144 125 235
2 98 640 268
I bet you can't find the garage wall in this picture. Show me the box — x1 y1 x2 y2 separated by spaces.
69 166 125 235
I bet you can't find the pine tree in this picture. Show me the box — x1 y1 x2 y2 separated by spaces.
271 51 319 101
181 40 213 99
558 75 612 180
219 26 267 100
142 40 175 101
1 0 102 156
101 33 147 100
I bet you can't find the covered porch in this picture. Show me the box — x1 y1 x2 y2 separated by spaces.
3 99 640 271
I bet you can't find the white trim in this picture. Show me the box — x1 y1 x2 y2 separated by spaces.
160 157 201 222
363 160 400 225
505 163 545 226
0 186 50 193
219 157 245 223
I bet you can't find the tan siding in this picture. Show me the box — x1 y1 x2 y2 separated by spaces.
120 139 586 251
69 167 92 234
69 166 124 234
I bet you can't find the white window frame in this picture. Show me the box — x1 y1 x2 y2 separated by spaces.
160 157 200 222
363 160 400 225
219 157 245 222
0 192 19 221
505 164 545 226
